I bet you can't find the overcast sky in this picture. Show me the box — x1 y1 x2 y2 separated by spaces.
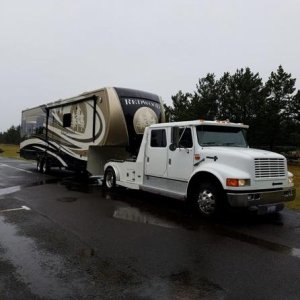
0 0 300 131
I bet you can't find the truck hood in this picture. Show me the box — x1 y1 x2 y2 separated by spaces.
203 147 284 164
204 147 284 160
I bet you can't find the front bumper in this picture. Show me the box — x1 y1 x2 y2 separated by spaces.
226 187 296 209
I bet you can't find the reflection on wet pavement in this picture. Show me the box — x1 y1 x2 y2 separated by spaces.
106 190 300 261
113 206 180 229
0 216 72 299
126 272 225 300
11 171 300 263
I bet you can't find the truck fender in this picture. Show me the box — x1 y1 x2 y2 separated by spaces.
187 171 224 200
104 163 121 182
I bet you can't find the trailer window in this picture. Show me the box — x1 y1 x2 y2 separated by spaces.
151 129 166 147
63 113 72 127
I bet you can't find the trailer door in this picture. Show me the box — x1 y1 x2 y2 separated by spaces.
145 128 168 177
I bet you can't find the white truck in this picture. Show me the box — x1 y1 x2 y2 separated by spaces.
103 120 296 217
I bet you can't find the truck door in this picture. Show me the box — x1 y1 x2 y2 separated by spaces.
168 127 194 180
145 128 168 177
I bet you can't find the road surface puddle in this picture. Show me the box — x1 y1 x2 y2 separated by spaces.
0 216 72 299
113 206 180 229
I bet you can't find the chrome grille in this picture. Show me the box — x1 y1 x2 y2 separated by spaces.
254 158 286 179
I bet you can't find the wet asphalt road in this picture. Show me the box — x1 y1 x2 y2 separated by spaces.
1 158 300 299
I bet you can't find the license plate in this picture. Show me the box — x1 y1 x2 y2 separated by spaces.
267 205 276 213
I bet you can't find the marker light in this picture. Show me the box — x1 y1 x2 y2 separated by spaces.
194 154 201 161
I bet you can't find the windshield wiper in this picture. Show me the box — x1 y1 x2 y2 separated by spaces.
201 142 222 146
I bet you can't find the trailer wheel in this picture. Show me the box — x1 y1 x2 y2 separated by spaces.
37 159 43 173
104 167 116 190
192 181 223 218
42 159 49 174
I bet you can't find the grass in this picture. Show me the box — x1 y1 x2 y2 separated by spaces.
0 143 299 211
0 144 20 159
287 164 300 211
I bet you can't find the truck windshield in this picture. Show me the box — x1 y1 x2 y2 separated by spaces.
196 125 248 147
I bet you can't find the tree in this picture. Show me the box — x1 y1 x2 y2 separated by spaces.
165 90 193 121
0 125 21 145
167 65 300 150
191 73 219 120
216 68 267 146
264 65 297 149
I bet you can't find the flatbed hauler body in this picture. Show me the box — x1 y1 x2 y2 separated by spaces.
104 120 296 217
20 87 165 174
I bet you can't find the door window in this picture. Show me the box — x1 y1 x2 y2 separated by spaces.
172 127 193 148
151 129 167 147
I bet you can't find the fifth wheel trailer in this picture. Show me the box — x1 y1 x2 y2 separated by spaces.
20 87 165 174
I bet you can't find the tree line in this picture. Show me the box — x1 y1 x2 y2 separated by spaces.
164 66 300 150
0 125 20 145
1 66 300 149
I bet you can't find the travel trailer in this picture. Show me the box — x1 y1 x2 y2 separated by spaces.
103 120 295 217
20 87 165 174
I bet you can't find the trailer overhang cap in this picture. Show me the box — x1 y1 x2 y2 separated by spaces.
47 94 98 109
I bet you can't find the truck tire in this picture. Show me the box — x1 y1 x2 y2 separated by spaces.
192 181 223 218
103 167 116 190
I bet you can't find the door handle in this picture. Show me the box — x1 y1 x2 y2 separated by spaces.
147 157 149 162
169 158 171 165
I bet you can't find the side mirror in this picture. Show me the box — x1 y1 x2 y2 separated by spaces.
169 143 177 151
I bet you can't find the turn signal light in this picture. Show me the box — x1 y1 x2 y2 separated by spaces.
226 178 249 187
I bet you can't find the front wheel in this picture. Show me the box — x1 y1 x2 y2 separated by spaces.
103 167 116 190
192 182 224 218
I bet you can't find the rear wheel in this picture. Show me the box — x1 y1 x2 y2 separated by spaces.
42 159 50 174
103 167 116 190
37 158 43 173
192 181 223 218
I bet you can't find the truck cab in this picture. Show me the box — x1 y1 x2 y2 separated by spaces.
104 120 296 217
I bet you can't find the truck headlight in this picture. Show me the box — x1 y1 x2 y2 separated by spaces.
226 178 250 187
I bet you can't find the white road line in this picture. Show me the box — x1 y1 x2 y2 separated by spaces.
0 163 34 174
0 186 21 196
0 206 31 213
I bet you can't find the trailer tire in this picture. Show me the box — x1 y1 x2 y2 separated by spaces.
192 181 223 218
37 159 43 173
42 159 49 174
103 167 116 190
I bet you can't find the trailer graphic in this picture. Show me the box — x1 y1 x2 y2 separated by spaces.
20 87 165 174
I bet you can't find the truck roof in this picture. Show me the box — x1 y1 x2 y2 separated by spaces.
149 120 249 129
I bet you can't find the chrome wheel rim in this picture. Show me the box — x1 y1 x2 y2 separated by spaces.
197 189 216 215
105 170 115 188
